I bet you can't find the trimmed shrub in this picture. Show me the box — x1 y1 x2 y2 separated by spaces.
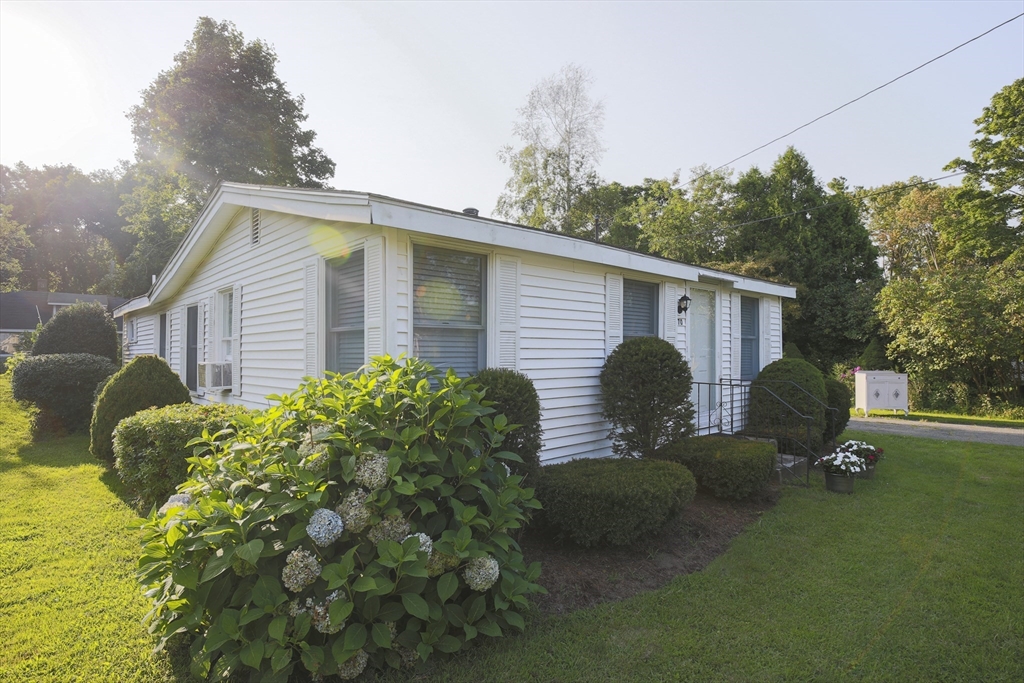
600 336 695 458
11 353 118 434
114 402 246 507
824 378 852 441
856 337 891 371
656 436 776 500
783 342 804 359
135 356 543 680
31 301 118 361
475 367 543 483
91 355 191 464
535 457 696 547
747 357 828 451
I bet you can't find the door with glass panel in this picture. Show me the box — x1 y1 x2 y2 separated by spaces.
688 289 718 429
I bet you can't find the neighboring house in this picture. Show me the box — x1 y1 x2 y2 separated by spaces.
0 291 126 357
115 182 796 464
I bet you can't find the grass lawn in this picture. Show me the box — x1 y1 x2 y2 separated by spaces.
1 372 1022 682
852 408 1023 430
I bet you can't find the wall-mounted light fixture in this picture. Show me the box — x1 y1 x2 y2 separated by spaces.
677 294 691 314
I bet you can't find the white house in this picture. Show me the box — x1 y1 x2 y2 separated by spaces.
114 182 796 464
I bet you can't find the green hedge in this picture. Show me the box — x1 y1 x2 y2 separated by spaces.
824 378 852 441
535 457 696 547
600 336 695 458
11 353 119 434
748 358 828 452
656 436 776 500
476 368 543 484
31 301 118 361
113 402 248 508
91 355 192 464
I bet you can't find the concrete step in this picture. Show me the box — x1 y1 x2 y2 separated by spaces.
776 453 808 483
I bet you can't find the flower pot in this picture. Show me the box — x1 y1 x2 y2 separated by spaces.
824 471 855 494
856 464 876 480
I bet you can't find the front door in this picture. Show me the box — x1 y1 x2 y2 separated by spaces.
688 289 717 427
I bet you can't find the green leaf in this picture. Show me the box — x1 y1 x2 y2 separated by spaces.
437 572 458 603
172 564 198 590
503 610 525 630
493 449 524 462
329 599 354 630
393 480 416 496
270 646 291 673
377 601 406 622
292 612 311 640
372 622 393 648
252 575 283 610
235 539 265 566
463 623 478 640
401 593 430 620
416 642 433 662
352 576 377 592
343 623 367 651
300 645 324 673
200 547 234 584
268 615 287 644
435 635 462 653
239 639 265 669
466 594 485 623
477 619 502 637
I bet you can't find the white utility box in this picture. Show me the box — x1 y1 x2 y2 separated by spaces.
855 371 909 416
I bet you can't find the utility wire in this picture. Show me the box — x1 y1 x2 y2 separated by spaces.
685 13 1024 187
717 171 966 233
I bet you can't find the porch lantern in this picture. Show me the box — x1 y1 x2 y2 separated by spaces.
677 294 691 314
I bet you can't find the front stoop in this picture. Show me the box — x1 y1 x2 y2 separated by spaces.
776 454 808 483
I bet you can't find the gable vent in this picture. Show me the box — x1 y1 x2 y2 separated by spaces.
250 208 262 246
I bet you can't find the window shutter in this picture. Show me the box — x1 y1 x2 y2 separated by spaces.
364 236 385 360
231 284 241 395
250 208 261 246
202 296 214 395
663 282 677 344
496 255 520 370
605 273 623 355
175 306 185 383
303 258 321 377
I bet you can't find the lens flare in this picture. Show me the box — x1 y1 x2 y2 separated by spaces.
308 224 351 259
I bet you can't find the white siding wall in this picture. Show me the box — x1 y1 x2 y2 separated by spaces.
123 314 156 363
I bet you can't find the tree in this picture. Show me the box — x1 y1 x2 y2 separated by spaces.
0 204 32 292
862 179 947 280
495 64 605 235
129 17 335 193
635 166 733 264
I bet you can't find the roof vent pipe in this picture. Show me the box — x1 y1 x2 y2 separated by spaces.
462 207 479 217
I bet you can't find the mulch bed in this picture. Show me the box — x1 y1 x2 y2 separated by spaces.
518 486 781 616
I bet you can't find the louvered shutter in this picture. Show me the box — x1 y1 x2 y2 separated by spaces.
203 296 214 395
663 282 677 344
175 306 185 382
364 236 385 360
740 296 759 380
231 284 241 395
605 273 623 355
496 255 520 370
303 258 322 377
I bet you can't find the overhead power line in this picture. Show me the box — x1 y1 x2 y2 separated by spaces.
718 171 966 233
685 12 1024 187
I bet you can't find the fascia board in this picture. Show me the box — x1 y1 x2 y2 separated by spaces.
113 296 151 318
369 199 705 283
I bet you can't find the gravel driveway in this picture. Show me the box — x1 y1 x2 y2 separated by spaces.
848 416 1023 448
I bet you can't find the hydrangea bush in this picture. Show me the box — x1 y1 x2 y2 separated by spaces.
135 356 543 681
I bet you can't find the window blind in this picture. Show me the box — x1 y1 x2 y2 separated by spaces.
623 279 658 340
327 250 365 373
413 245 485 375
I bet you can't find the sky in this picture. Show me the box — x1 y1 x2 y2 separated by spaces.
1 1 1022 216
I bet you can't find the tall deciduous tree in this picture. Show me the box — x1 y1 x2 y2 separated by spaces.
0 204 32 292
495 64 605 235
635 166 733 264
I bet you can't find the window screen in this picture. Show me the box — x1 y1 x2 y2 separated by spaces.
326 250 365 374
623 279 658 340
740 296 760 380
413 244 486 377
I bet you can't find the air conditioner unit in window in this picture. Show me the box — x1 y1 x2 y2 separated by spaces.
197 362 232 391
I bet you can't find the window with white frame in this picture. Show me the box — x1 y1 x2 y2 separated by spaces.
127 317 137 343
326 250 365 374
219 289 235 363
623 279 658 340
412 244 486 377
740 296 760 380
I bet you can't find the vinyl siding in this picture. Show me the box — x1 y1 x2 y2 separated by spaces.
123 314 156 363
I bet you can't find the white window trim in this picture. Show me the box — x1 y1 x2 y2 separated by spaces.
622 277 661 341
218 288 235 363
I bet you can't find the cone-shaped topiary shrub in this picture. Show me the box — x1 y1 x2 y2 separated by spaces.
655 436 776 500
783 342 804 359
31 301 118 361
599 336 695 458
114 402 248 508
747 358 828 452
856 337 891 371
475 368 543 484
136 356 544 681
91 355 192 464
534 457 696 547
11 353 119 435
824 378 852 441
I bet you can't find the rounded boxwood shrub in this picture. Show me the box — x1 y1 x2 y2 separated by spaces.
11 353 119 434
31 301 118 361
534 457 696 547
824 378 852 442
136 356 543 681
113 402 247 508
600 336 695 458
656 436 776 500
747 358 828 452
91 355 192 464
475 367 543 483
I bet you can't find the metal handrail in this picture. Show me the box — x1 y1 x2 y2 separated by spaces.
748 378 840 451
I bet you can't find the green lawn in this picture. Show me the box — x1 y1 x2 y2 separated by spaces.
852 408 1023 430
1 374 1022 682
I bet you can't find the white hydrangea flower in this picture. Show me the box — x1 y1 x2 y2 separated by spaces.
158 493 193 515
367 516 411 544
355 452 390 490
335 489 372 534
281 549 321 592
306 508 345 546
403 532 433 557
336 649 369 680
463 556 500 591
310 590 346 634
